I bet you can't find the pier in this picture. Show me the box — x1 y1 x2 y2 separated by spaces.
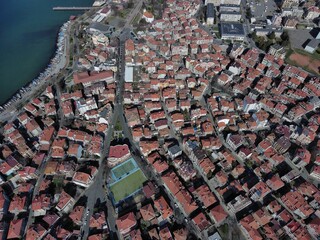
53 6 97 11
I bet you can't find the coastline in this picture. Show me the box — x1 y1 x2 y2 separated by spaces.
0 21 70 115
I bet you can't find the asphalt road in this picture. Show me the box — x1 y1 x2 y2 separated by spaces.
80 2 146 238
161 99 238 230
110 18 203 237
123 0 144 30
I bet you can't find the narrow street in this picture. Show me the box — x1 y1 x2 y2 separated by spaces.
161 100 237 225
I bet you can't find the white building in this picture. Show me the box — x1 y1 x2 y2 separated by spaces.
206 3 215 25
206 0 240 6
142 10 155 23
125 66 134 82
304 39 319 54
72 172 93 188
220 12 241 22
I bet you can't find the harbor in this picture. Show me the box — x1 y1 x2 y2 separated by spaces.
0 21 70 114
0 0 106 120
53 6 95 11
0 0 94 106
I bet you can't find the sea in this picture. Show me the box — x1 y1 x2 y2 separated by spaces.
0 0 93 104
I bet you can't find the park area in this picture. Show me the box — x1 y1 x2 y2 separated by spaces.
286 49 320 75
109 169 147 203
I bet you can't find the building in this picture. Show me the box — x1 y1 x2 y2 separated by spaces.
268 44 286 59
243 96 260 113
316 30 320 40
304 6 320 20
88 22 115 36
255 29 272 37
108 144 130 167
206 3 215 25
69 206 85 225
208 232 223 240
283 17 298 29
116 212 137 236
72 172 93 188
168 144 182 159
220 22 245 41
206 0 241 6
7 219 23 239
210 205 228 226
226 134 244 150
73 71 114 87
304 39 319 54
220 11 241 22
228 195 252 214
220 4 240 12
311 165 320 180
55 191 75 214
192 212 210 232
125 66 134 82
98 7 112 18
142 10 154 23
274 136 291 154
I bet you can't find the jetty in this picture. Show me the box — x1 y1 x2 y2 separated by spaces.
53 6 97 11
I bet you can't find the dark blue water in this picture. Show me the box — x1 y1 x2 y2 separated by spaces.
0 0 93 104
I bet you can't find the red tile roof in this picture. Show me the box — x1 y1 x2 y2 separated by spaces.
109 144 130 159
116 212 136 235
73 71 113 85
140 204 156 221
192 212 210 231
7 219 23 239
210 205 228 225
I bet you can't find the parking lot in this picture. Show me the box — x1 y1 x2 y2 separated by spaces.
288 29 314 50
247 0 278 22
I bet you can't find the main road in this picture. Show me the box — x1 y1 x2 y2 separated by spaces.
82 1 146 238
109 29 203 238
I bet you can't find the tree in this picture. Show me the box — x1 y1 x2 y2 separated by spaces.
139 18 147 25
268 32 276 40
280 31 289 46
281 31 289 41
246 7 252 18
182 109 190 121
127 0 134 8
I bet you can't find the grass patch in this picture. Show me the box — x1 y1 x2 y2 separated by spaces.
132 13 141 26
110 169 147 202
217 223 230 239
119 9 131 18
114 119 122 131
293 48 320 61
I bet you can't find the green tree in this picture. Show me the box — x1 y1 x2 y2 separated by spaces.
280 31 289 46
268 32 276 40
139 18 147 25
246 8 252 18
127 0 134 8
281 31 289 41
182 109 190 121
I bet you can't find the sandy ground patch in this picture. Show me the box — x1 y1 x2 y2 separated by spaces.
289 52 320 75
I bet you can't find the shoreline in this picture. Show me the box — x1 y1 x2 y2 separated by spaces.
0 21 70 113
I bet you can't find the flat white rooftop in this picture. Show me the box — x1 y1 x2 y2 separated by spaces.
125 66 133 82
